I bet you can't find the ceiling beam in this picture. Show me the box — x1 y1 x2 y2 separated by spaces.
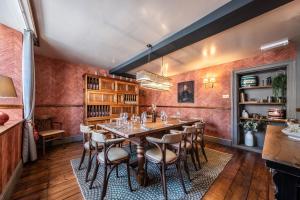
109 0 294 77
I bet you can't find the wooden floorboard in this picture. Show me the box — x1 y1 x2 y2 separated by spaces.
11 142 274 200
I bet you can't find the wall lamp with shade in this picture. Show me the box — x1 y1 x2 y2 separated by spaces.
203 76 216 88
0 75 17 125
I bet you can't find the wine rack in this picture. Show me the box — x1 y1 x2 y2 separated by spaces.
83 74 139 125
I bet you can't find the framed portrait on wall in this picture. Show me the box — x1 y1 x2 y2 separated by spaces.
178 81 194 103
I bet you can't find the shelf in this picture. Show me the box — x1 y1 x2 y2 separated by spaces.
240 117 287 123
239 102 285 105
239 85 272 90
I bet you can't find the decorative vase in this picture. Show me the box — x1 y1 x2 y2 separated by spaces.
240 75 258 87
0 111 9 126
242 110 249 118
244 130 254 147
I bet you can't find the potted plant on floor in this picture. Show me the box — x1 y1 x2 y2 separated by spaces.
240 120 261 146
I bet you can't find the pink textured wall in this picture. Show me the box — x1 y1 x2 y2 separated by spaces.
140 44 296 140
35 55 106 136
0 24 23 120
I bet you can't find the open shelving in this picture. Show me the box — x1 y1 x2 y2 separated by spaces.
232 61 297 153
83 74 139 125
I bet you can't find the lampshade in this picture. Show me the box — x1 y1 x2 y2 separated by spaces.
0 75 17 97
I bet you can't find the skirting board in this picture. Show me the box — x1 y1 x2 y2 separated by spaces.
204 135 232 146
0 160 23 200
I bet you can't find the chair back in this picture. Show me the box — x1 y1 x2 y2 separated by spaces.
80 124 91 133
91 131 106 143
35 115 53 131
162 132 182 144
194 122 205 134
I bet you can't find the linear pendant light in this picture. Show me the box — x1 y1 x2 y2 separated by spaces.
136 44 172 91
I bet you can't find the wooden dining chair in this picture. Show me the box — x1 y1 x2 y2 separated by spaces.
35 115 65 156
89 131 132 200
78 124 104 182
145 132 187 200
170 126 198 180
193 122 208 168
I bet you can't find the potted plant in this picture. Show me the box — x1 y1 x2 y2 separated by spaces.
272 74 287 102
240 120 261 146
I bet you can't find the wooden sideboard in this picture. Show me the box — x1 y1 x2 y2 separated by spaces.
0 120 23 199
262 125 300 200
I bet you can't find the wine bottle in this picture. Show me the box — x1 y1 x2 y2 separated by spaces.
96 79 99 90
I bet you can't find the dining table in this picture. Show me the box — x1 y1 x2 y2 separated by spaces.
98 117 200 186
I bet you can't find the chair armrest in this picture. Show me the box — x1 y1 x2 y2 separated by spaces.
105 138 125 145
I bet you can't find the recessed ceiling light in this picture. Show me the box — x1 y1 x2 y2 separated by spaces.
260 38 289 51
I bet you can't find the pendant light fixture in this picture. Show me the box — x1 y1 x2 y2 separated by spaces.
136 44 172 91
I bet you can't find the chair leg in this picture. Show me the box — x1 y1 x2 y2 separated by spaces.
129 142 132 153
78 148 86 170
145 159 148 186
101 164 109 200
194 144 202 169
190 149 198 171
126 160 133 192
183 157 191 181
161 164 168 200
176 162 187 194
85 150 93 182
89 161 100 189
201 143 208 162
116 165 119 178
42 138 46 156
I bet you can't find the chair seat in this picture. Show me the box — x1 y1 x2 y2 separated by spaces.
39 129 64 137
171 141 192 149
146 148 177 163
98 147 129 162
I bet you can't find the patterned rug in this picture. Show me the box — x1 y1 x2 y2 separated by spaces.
71 147 232 200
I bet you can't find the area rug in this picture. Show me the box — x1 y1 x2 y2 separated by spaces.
71 148 232 200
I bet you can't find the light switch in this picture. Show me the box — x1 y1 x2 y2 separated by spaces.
222 94 230 99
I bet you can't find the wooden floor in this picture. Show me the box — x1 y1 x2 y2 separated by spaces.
11 142 275 200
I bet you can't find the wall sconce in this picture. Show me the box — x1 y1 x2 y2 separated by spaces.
203 76 216 88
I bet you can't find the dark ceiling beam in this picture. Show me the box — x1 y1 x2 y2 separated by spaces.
109 0 293 77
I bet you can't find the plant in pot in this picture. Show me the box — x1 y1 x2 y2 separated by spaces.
240 120 261 147
272 74 287 103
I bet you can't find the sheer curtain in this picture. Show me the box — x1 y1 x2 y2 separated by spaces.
22 30 37 163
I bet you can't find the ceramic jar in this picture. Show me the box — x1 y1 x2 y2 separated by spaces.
245 131 254 146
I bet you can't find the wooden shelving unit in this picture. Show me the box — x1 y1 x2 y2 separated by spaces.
83 74 139 125
232 63 293 153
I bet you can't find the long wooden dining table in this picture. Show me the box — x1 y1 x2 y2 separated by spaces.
99 118 200 186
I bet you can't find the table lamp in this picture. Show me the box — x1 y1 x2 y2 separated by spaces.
0 75 17 125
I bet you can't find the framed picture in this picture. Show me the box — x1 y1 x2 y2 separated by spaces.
178 81 194 103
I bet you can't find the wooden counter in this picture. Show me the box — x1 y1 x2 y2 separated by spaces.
262 125 300 200
262 125 300 169
0 120 23 135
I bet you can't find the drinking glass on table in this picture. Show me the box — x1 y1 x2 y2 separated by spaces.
161 111 168 125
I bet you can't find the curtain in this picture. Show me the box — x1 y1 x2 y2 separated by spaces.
22 30 37 163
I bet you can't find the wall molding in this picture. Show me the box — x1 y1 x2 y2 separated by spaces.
140 105 231 110
0 104 23 109
0 161 23 200
35 104 83 108
204 135 232 146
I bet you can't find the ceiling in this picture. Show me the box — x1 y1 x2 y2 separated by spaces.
31 0 229 68
129 0 300 76
0 0 25 32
